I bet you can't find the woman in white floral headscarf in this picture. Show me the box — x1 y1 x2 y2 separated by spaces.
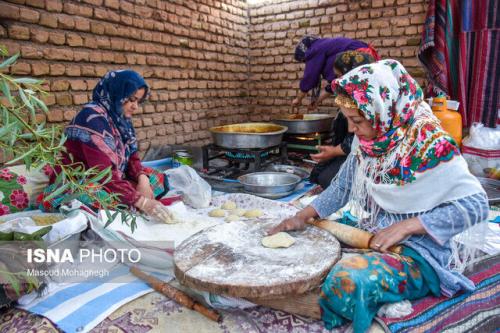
271 60 488 332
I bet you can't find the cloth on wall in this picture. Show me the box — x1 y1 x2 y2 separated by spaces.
418 0 499 128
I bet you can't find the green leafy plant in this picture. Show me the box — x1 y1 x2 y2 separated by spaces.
0 46 138 295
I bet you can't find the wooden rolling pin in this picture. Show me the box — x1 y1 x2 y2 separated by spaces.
130 266 221 322
306 219 402 253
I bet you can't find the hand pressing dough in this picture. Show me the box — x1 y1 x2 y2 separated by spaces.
208 209 226 218
221 201 237 210
262 232 296 248
225 215 239 222
233 208 246 217
244 209 263 218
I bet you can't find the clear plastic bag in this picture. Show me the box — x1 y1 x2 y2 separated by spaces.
462 123 500 178
164 165 211 208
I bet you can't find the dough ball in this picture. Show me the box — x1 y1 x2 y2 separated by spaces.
221 201 237 210
208 209 226 218
233 208 246 217
244 209 263 218
262 232 296 248
225 215 239 222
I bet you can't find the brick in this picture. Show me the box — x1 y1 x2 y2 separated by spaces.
51 80 70 91
410 16 425 25
32 29 49 43
67 33 83 47
58 15 75 29
10 62 31 75
21 45 43 59
44 48 73 61
73 50 89 62
50 63 65 75
0 2 20 20
31 62 50 76
26 0 45 8
56 93 72 106
48 31 65 45
47 109 64 122
104 0 119 9
46 0 62 12
72 93 88 104
372 0 384 7
20 7 40 23
66 65 82 76
8 25 30 40
39 13 58 28
405 26 418 35
74 17 91 31
63 110 76 121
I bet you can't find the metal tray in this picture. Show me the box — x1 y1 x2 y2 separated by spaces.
477 177 500 204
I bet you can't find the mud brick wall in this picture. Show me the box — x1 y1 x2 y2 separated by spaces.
247 0 427 121
0 0 249 152
0 0 428 151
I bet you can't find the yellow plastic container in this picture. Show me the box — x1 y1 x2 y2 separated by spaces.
431 97 463 147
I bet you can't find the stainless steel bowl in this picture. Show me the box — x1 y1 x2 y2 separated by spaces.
266 164 310 180
274 114 335 134
237 172 302 194
209 123 288 149
477 177 500 204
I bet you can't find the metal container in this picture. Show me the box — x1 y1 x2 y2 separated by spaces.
237 172 302 194
477 177 500 204
209 123 288 149
274 114 336 134
172 150 193 167
266 164 310 180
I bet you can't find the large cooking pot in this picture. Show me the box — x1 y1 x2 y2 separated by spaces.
274 114 335 134
209 123 288 149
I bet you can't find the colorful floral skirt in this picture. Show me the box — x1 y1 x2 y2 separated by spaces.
319 247 441 333
38 167 168 212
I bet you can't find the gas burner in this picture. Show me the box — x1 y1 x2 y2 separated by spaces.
224 151 269 161
201 143 287 180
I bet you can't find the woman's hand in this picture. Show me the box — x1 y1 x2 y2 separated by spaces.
136 174 154 199
135 196 173 223
268 215 307 235
292 97 302 106
370 217 426 253
310 145 344 163
268 206 319 235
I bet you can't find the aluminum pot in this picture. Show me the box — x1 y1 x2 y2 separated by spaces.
237 172 302 194
209 123 288 149
274 114 335 134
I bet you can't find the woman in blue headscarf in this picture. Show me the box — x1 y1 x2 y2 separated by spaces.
39 70 169 218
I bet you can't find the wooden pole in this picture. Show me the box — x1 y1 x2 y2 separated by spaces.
130 266 221 322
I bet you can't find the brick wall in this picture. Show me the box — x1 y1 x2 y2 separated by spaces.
0 0 249 152
0 0 427 152
247 0 426 120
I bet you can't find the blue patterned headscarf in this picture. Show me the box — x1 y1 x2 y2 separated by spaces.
294 35 319 62
65 70 148 172
91 70 148 156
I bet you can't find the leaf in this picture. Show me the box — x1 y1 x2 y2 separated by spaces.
0 80 13 105
18 88 35 118
0 53 20 69
31 95 48 113
1 272 21 296
43 182 70 201
6 145 37 165
0 122 16 139
13 78 42 85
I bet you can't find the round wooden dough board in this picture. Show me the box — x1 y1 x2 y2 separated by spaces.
174 218 341 299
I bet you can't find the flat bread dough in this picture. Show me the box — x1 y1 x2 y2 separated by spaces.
208 209 226 217
225 215 239 222
221 201 237 210
261 232 296 248
244 209 263 218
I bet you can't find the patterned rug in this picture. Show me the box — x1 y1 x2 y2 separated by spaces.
0 293 347 333
379 254 500 333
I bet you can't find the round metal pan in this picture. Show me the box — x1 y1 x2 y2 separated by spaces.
477 177 500 204
274 114 335 134
209 123 287 149
237 172 302 194
265 164 310 180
